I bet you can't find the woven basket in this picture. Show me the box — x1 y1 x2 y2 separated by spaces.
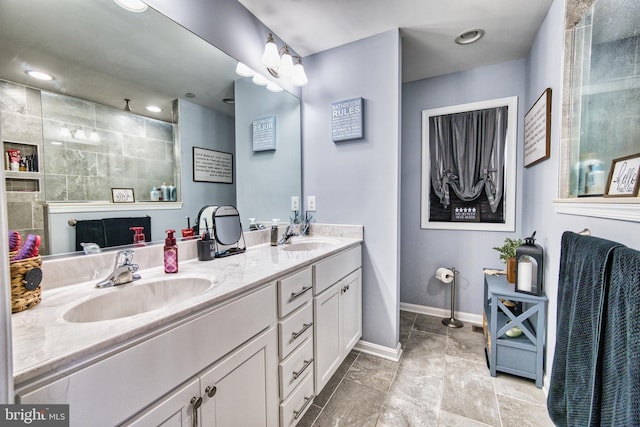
10 255 42 313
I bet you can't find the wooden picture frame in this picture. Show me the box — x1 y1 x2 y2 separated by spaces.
524 88 551 167
604 152 640 197
111 188 135 203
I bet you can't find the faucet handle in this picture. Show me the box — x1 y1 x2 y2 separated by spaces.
115 249 135 266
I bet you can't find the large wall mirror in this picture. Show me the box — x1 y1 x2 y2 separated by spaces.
561 0 640 199
0 0 301 255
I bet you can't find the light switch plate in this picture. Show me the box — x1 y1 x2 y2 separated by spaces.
307 196 316 211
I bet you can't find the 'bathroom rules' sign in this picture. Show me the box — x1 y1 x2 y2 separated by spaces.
331 97 364 142
252 115 277 151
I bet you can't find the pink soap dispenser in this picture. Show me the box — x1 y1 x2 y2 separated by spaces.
164 229 178 273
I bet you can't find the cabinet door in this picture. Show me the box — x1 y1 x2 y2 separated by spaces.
123 377 200 427
200 327 278 427
313 283 341 394
340 269 362 356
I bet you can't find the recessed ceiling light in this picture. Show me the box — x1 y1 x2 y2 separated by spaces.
26 70 54 81
222 98 235 104
146 105 162 113
114 0 148 13
455 29 485 45
185 92 196 98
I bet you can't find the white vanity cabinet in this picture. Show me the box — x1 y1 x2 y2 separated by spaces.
276 267 315 427
16 284 277 427
312 245 362 394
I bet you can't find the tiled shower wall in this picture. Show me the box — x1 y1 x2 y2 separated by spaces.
41 92 176 202
1 80 46 253
1 78 176 255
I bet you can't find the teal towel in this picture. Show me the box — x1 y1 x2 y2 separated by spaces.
548 231 624 426
596 246 640 426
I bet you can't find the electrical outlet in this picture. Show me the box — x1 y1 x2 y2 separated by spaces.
291 196 299 211
307 196 316 211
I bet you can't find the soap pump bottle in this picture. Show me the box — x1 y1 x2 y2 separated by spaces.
164 229 178 273
130 226 145 247
270 219 280 246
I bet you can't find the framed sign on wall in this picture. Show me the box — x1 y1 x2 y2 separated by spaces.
252 115 277 151
193 147 233 184
524 88 551 167
331 97 364 142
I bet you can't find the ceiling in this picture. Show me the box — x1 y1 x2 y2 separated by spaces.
238 0 554 82
0 0 555 123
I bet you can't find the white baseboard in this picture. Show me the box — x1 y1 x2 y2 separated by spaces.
353 340 403 362
400 302 483 326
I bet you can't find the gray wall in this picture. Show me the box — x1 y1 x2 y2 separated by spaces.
400 59 526 315
302 30 402 351
235 78 301 228
524 0 640 387
176 99 236 224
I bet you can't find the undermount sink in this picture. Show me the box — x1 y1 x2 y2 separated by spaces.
281 237 338 252
63 277 214 323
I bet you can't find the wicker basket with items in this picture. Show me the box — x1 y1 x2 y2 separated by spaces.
8 230 43 313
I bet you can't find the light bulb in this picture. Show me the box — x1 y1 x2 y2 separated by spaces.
279 48 294 78
235 62 254 77
291 58 308 86
252 73 269 86
261 34 281 69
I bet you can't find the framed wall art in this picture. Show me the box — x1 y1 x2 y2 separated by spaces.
111 188 135 203
604 152 640 197
524 88 551 167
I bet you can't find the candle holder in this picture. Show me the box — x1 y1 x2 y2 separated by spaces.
515 231 544 296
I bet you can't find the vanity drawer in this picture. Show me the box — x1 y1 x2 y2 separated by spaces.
278 267 313 318
313 245 361 295
279 338 314 398
278 303 313 359
279 371 314 427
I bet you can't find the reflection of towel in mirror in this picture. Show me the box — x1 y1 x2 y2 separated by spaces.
75 217 151 251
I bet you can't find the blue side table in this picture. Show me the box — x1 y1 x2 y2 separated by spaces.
483 273 547 388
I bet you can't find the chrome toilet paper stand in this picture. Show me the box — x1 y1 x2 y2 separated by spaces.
442 267 463 328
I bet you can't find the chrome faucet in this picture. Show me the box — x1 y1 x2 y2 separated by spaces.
302 212 313 236
96 249 141 288
278 224 298 245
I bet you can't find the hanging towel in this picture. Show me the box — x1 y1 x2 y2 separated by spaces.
548 231 624 427
75 216 151 251
74 219 106 251
596 246 640 426
102 217 151 248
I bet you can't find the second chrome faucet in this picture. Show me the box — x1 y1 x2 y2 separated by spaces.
96 249 141 288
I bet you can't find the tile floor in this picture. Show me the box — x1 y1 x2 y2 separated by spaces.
298 311 554 427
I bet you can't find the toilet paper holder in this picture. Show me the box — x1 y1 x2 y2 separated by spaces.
437 266 463 328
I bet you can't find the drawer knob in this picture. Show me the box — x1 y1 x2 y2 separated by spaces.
205 385 217 397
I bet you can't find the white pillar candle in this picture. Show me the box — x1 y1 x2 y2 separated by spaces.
517 258 533 293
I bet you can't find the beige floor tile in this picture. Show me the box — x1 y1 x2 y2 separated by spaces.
312 379 386 427
497 394 553 427
400 330 447 377
439 410 494 426
414 314 449 336
445 323 486 364
492 373 547 405
346 353 399 392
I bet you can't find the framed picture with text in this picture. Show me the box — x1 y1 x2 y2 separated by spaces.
111 188 135 203
604 152 640 197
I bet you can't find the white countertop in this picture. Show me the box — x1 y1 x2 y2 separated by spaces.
11 235 362 385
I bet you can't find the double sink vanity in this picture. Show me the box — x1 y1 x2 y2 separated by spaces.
11 226 363 427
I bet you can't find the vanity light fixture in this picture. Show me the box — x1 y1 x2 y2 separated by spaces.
73 128 87 140
261 33 308 86
266 82 283 93
146 105 162 113
59 125 72 139
114 0 148 13
235 62 254 78
88 129 101 143
26 70 54 81
252 73 269 86
455 29 485 45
